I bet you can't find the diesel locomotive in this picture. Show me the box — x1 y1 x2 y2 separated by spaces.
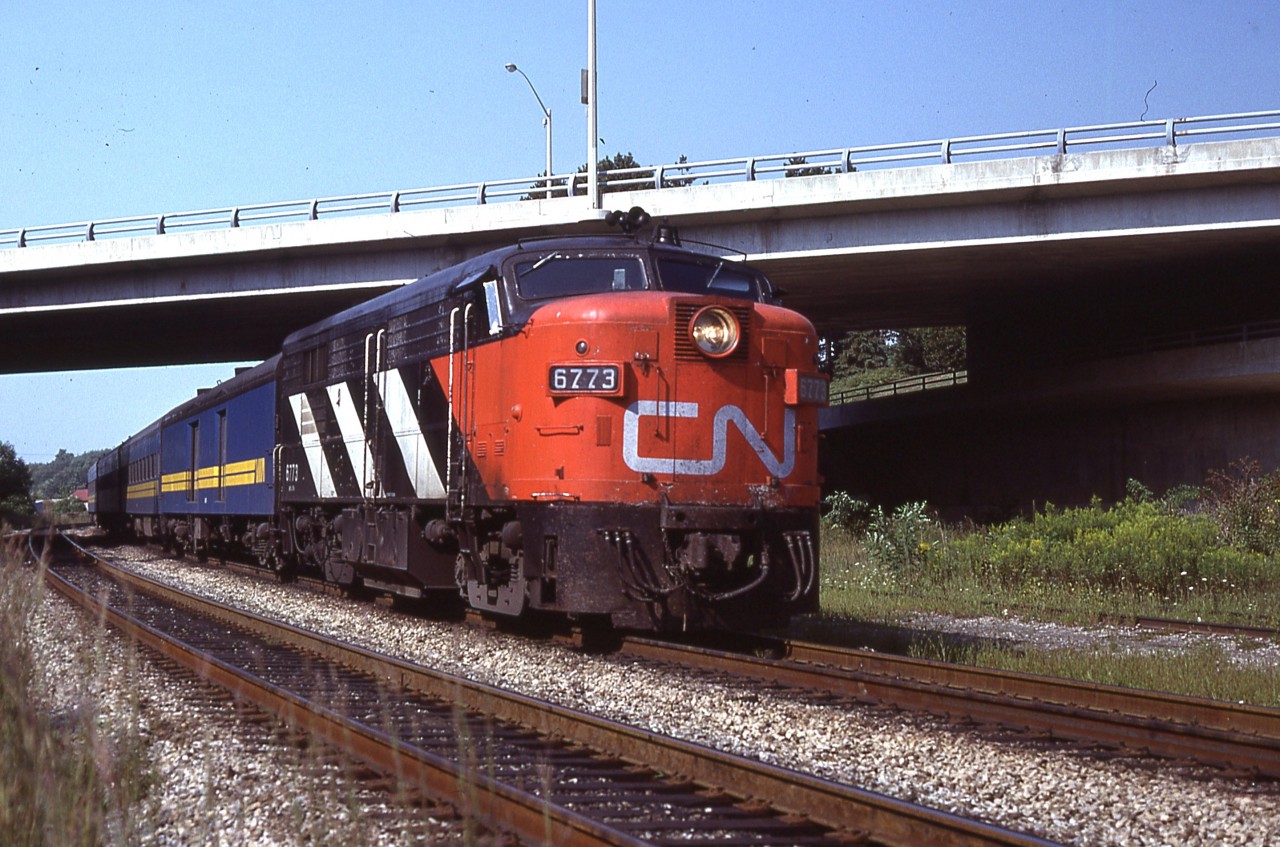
89 212 828 630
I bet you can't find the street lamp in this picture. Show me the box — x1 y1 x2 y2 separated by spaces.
504 62 553 198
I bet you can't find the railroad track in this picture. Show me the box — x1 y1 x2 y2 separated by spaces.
50 533 1280 779
621 633 1280 780
822 592 1280 646
35 531 1055 847
1101 614 1280 641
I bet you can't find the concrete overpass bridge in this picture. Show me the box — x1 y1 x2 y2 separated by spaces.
4 110 1278 372
5 109 1280 513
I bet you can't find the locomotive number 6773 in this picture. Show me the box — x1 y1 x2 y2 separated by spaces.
89 210 828 631
548 364 621 394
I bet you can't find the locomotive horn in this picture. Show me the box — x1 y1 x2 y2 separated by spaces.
605 206 651 234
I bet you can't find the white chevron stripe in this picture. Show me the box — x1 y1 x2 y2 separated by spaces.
288 392 336 498
327 382 377 496
380 368 446 499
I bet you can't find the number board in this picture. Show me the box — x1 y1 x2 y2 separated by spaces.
783 368 830 407
548 363 624 396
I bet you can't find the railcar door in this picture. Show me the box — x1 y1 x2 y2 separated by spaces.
448 273 530 615
360 328 387 500
445 300 474 521
445 271 505 519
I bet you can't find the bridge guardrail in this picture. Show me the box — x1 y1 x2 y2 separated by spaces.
829 370 968 405
1082 319 1280 362
3 109 1279 250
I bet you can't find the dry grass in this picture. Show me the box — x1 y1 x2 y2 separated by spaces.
0 539 151 846
915 637 1280 706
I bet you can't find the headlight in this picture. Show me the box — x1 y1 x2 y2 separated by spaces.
689 306 740 358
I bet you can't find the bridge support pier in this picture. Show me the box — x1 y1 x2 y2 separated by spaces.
822 391 1280 520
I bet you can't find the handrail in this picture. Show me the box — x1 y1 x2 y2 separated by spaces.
829 321 1280 406
829 370 968 406
1078 318 1280 363
3 109 1279 250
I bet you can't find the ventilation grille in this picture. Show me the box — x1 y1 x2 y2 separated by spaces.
674 302 752 361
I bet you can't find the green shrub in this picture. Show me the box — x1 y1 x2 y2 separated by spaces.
820 478 1280 605
940 493 1273 594
1204 458 1280 554
822 491 872 532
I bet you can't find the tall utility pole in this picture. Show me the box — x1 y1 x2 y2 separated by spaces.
586 0 599 209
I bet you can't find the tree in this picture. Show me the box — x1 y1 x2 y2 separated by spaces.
28 448 108 501
827 327 968 395
783 155 836 178
888 327 967 373
0 442 34 525
522 151 695 200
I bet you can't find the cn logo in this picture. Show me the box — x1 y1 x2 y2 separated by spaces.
622 401 795 477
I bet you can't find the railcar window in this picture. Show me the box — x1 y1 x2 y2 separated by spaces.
657 259 761 301
482 279 503 334
515 255 647 300
304 346 328 384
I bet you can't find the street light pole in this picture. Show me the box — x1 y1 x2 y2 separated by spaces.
586 0 599 208
504 63 553 199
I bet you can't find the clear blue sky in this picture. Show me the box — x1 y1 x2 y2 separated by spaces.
2 0 1277 463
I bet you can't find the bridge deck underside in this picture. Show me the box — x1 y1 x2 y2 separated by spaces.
5 222 1277 374
4 136 1279 372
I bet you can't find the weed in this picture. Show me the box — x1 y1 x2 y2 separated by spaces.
865 501 935 577
817 470 1280 704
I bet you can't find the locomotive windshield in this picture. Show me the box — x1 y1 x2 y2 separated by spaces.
515 255 648 299
657 258 764 302
512 251 769 303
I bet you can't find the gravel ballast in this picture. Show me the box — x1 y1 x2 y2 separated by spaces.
25 571 468 846
45 545 1280 846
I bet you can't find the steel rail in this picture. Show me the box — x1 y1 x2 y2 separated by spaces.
1110 615 1280 641
3 108 1278 249
58 537 1057 847
42 558 647 847
618 635 1280 779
